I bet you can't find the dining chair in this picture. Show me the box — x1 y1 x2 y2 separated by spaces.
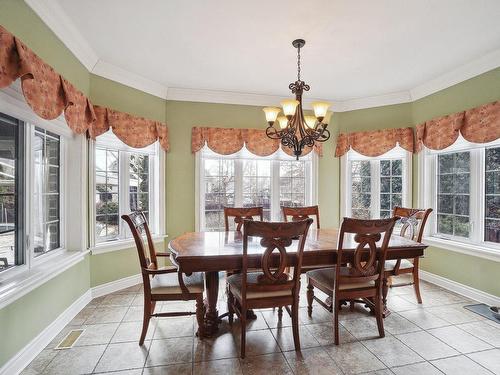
282 205 320 229
224 206 264 231
306 217 398 345
121 212 206 344
227 218 313 358
384 206 433 304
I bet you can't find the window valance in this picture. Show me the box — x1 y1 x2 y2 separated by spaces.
416 100 500 151
335 127 414 157
191 127 323 157
0 25 170 151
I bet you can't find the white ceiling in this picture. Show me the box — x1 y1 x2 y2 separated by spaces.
28 0 500 107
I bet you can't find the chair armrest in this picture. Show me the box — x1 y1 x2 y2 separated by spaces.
144 266 177 275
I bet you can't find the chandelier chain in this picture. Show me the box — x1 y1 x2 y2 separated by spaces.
297 45 301 81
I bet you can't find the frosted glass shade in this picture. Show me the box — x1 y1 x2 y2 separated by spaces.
280 99 299 117
277 116 289 129
304 115 317 129
323 110 333 124
262 107 280 123
312 102 331 119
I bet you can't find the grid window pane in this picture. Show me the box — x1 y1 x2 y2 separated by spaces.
436 152 470 238
485 147 500 243
129 153 150 218
378 159 403 218
279 160 306 209
351 161 371 219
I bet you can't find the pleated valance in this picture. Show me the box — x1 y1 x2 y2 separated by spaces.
335 127 414 157
0 25 170 151
416 100 500 151
191 127 323 157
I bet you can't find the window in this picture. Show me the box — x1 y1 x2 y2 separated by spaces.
91 131 160 245
198 146 316 231
343 147 411 220
422 136 500 248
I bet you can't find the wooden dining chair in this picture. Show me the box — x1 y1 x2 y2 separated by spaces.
306 217 398 345
227 218 313 358
384 206 433 304
121 212 206 345
282 205 320 229
224 206 264 232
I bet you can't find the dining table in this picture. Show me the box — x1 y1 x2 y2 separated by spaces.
168 228 427 337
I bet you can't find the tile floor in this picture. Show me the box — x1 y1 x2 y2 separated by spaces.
22 275 500 374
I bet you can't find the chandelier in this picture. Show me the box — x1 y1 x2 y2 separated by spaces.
263 39 331 159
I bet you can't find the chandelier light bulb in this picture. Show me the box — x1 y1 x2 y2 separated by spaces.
312 102 331 121
277 116 289 129
280 99 299 119
304 115 317 129
262 107 281 125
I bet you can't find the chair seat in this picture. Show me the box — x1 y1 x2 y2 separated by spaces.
384 259 414 271
227 272 292 300
306 267 375 291
150 272 204 295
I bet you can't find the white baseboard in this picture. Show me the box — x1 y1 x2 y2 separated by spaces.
90 273 142 299
420 270 500 306
0 290 92 375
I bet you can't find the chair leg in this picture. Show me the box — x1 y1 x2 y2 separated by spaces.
291 300 301 352
140 297 151 346
227 289 234 325
306 279 314 317
278 305 283 321
240 309 247 359
333 296 340 345
382 274 389 309
375 292 385 338
195 296 205 339
412 258 423 304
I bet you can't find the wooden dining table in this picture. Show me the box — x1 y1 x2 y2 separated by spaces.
168 228 427 337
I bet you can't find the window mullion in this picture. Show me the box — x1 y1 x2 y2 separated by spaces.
472 148 484 242
235 159 243 207
371 160 380 219
271 160 280 220
119 152 130 239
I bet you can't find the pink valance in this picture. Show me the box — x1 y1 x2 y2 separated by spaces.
416 101 500 151
191 127 323 157
335 127 414 157
0 25 170 151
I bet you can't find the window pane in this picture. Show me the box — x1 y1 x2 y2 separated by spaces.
96 148 120 242
33 128 60 257
203 158 234 231
378 159 403 218
351 161 371 218
485 147 500 243
129 153 149 216
280 160 306 209
436 152 470 238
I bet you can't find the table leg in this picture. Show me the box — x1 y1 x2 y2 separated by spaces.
204 271 220 336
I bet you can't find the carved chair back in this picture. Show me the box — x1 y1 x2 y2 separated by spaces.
282 205 320 229
224 206 264 231
241 219 313 300
392 206 433 243
336 217 398 290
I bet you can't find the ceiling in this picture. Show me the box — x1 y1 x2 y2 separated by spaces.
29 0 500 107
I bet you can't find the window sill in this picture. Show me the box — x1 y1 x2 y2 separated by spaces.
423 236 500 262
0 250 88 310
90 234 168 255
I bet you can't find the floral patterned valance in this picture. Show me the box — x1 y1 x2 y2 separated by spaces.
191 127 323 157
416 101 500 151
335 127 414 157
0 25 170 151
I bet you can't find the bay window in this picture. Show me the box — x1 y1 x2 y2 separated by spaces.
342 147 411 219
421 136 500 250
197 146 316 231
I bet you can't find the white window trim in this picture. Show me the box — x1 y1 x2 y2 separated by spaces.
0 82 88 304
195 146 318 232
340 146 412 219
418 135 500 262
88 138 167 254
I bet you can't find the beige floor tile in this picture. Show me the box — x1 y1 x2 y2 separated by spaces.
101 293 136 307
260 308 292 328
298 306 332 325
396 331 459 361
391 361 444 375
398 309 451 330
428 326 493 353
233 329 280 357
123 306 144 322
193 358 242 375
146 337 193 366
69 306 97 325
467 349 500 374
324 342 387 375
94 341 150 373
271 325 320 351
362 336 424 368
383 313 422 335
340 316 384 341
432 355 494 375
22 349 58 374
85 306 129 324
97 370 144 375
111 321 156 343
457 321 500 347
230 312 270 331
239 353 293 375
116 284 142 294
306 321 356 345
143 364 193 374
153 317 194 339
74 323 119 346
386 295 418 312
43 345 106 374
426 304 484 325
283 347 342 374
193 332 239 362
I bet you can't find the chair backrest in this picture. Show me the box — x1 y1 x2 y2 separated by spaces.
282 205 320 229
121 212 158 271
392 206 433 242
336 217 398 290
224 206 264 231
241 219 313 301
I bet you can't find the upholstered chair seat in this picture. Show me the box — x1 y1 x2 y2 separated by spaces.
150 270 204 295
384 258 413 270
306 267 376 291
227 272 293 299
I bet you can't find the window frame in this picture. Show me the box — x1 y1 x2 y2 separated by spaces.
340 146 412 219
195 146 318 231
419 135 500 261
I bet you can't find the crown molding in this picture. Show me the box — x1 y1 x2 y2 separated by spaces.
23 0 500 111
24 0 99 71
92 60 169 99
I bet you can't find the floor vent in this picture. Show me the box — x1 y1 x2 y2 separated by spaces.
55 329 84 349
